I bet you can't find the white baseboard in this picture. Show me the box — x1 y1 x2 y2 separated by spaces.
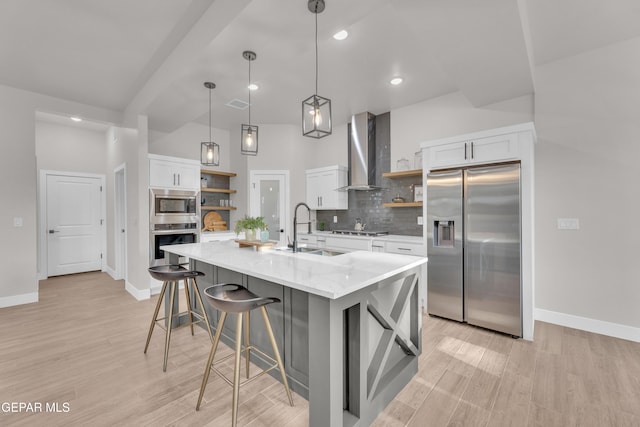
125 281 150 301
0 292 38 308
535 308 640 343
104 266 118 281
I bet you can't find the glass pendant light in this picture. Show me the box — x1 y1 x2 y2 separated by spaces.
241 50 258 155
302 0 332 138
201 81 220 166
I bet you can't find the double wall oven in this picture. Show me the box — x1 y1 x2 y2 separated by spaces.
149 188 200 267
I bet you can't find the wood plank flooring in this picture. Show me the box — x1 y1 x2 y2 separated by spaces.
1 272 639 426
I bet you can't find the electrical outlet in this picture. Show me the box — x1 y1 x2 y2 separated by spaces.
417 216 423 225
13 217 23 227
557 218 579 230
333 216 338 223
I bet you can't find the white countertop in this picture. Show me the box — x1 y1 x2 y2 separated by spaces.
162 241 427 300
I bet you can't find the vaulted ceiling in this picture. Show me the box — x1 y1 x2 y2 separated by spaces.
2 0 639 133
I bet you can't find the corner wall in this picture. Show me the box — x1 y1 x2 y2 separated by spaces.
533 38 640 340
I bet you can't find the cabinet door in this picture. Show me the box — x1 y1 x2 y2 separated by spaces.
427 142 468 168
305 172 323 209
149 159 176 188
468 133 519 164
174 163 199 189
306 167 348 210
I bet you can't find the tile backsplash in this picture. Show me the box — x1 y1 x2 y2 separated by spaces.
315 112 423 236
316 176 423 236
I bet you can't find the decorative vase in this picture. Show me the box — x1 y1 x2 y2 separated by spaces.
245 229 256 241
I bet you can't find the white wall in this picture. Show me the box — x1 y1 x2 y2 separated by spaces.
533 38 640 339
105 126 138 281
391 92 534 171
35 121 107 174
149 122 231 171
0 84 120 307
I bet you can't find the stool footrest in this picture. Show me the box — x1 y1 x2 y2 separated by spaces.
208 345 279 388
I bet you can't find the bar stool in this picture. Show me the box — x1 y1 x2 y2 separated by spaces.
144 265 214 372
196 284 293 426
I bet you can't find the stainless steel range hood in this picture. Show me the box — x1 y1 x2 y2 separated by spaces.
339 112 383 191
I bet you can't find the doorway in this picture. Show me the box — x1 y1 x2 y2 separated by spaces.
249 170 290 246
39 171 106 277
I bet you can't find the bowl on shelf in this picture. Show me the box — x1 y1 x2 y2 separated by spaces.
392 194 405 203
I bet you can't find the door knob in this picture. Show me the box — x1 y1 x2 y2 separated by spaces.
279 229 284 233
121 229 125 233
48 230 59 234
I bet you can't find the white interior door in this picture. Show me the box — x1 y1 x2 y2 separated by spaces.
47 174 102 276
249 171 289 246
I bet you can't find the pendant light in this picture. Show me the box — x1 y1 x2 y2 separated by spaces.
241 50 258 155
302 0 332 138
201 81 220 166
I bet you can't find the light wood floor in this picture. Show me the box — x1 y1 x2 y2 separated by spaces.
1 272 639 426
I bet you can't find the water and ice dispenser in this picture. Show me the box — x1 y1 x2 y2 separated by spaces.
433 220 455 247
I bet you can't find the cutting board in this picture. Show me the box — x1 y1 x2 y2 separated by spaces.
235 239 277 251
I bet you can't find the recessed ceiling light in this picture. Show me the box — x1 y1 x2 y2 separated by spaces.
248 83 258 91
333 30 348 41
70 116 82 122
390 77 403 86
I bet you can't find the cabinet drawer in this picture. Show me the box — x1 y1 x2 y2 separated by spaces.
325 236 371 251
385 241 426 256
297 235 317 247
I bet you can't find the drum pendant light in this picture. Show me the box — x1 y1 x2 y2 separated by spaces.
302 0 332 138
241 50 258 155
201 82 220 166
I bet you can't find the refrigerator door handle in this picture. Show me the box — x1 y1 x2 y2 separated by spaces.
464 143 468 160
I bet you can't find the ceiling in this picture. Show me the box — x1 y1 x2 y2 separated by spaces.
2 0 639 133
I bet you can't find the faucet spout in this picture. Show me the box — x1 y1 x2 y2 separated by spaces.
292 202 311 253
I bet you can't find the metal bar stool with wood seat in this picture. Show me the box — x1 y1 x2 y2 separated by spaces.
196 284 293 426
144 265 214 372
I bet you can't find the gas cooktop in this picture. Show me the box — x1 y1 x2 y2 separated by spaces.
331 230 389 237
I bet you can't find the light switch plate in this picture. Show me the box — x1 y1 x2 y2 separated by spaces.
13 217 23 227
417 216 423 225
333 215 338 223
557 218 579 230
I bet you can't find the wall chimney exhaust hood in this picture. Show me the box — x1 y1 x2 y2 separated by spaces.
339 112 383 191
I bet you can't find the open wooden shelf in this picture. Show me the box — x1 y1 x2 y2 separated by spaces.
382 169 422 178
201 206 237 211
200 169 237 178
201 187 237 194
382 202 423 208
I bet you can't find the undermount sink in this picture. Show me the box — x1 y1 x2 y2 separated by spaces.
279 247 346 257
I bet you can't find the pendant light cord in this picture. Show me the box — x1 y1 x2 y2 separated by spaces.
248 56 252 125
208 86 212 142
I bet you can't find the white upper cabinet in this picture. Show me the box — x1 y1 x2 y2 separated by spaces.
425 132 519 169
149 154 200 190
306 166 348 210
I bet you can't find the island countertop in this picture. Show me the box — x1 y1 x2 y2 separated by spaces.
161 240 427 300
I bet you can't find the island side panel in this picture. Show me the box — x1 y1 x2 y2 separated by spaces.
308 265 423 427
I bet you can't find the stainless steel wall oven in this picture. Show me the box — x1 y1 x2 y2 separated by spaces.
149 188 200 266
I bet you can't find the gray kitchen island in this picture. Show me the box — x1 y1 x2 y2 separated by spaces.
162 240 426 427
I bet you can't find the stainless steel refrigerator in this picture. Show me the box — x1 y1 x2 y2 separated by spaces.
426 163 522 337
